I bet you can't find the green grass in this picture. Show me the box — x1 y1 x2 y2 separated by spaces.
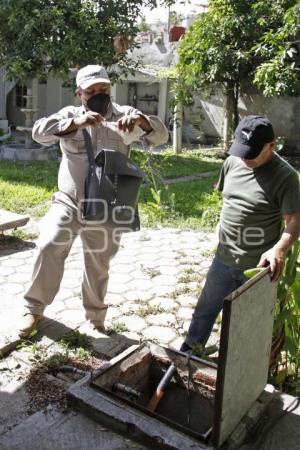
3 150 297 231
0 149 223 229
0 160 58 216
131 148 221 179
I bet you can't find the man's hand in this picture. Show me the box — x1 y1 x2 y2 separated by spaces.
257 213 300 282
73 111 104 130
257 246 286 282
117 114 152 133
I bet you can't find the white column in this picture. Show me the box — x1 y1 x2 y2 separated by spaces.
110 83 117 103
157 79 168 123
173 101 182 154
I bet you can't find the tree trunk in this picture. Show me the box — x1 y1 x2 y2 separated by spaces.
233 81 239 130
223 81 239 152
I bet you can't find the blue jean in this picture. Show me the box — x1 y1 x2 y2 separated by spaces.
184 256 247 348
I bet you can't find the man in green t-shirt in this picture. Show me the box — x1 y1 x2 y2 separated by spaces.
181 115 300 353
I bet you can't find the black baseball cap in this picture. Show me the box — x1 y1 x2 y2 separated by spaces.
229 115 275 160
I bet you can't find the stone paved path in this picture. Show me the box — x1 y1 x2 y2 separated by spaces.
0 227 218 445
0 228 218 356
1 229 300 450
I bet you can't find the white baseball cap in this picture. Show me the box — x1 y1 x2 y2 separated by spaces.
76 64 110 89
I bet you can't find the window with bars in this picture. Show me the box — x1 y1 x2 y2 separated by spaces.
16 84 27 108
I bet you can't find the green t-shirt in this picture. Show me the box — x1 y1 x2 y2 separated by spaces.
216 153 300 269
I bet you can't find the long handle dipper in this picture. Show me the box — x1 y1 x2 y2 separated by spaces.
147 363 177 412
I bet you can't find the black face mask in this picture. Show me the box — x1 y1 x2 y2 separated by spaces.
86 93 111 116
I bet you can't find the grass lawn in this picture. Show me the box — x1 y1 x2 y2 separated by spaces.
0 148 224 230
2 148 298 231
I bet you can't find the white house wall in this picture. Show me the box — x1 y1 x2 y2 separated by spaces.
0 68 16 120
2 68 299 151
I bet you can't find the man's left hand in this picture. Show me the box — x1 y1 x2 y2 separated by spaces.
117 114 152 133
257 246 286 282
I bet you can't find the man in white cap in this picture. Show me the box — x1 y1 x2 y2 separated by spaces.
19 64 168 337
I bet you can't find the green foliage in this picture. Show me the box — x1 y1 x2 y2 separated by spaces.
46 352 69 370
136 304 165 317
107 322 129 334
169 11 184 27
253 2 300 96
176 0 300 116
0 0 175 81
178 1 257 88
0 160 58 215
58 330 93 361
138 16 152 32
270 241 300 394
59 330 91 350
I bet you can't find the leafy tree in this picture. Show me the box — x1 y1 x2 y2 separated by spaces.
138 15 152 32
0 0 174 82
253 1 300 96
169 11 184 26
176 0 300 149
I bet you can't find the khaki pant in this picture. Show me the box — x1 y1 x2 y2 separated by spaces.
24 192 121 326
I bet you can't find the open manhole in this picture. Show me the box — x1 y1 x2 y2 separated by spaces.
68 268 277 449
91 342 216 440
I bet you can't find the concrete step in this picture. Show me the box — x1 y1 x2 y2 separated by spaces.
0 209 29 232
0 405 148 450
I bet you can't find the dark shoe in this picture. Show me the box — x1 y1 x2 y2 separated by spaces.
180 342 192 353
18 314 43 338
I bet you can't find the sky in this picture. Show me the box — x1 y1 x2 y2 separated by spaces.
141 0 208 23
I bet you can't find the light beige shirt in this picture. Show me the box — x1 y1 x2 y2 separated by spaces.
32 102 168 204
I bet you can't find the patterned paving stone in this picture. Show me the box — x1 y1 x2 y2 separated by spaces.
15 264 34 274
177 307 194 320
119 302 144 315
107 283 128 294
135 253 161 262
108 273 133 285
150 274 178 286
130 270 153 281
4 259 26 268
118 315 147 332
127 279 154 291
169 336 184 351
63 269 83 279
146 313 176 327
54 288 75 301
150 285 173 297
157 265 181 276
142 326 176 344
149 297 178 311
123 290 154 302
122 331 141 342
64 260 83 270
55 308 86 328
176 294 198 307
60 277 82 289
0 266 16 276
105 293 125 306
109 264 136 275
182 321 190 332
1 283 24 295
105 307 121 322
7 273 30 284
63 298 84 310
0 228 217 362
